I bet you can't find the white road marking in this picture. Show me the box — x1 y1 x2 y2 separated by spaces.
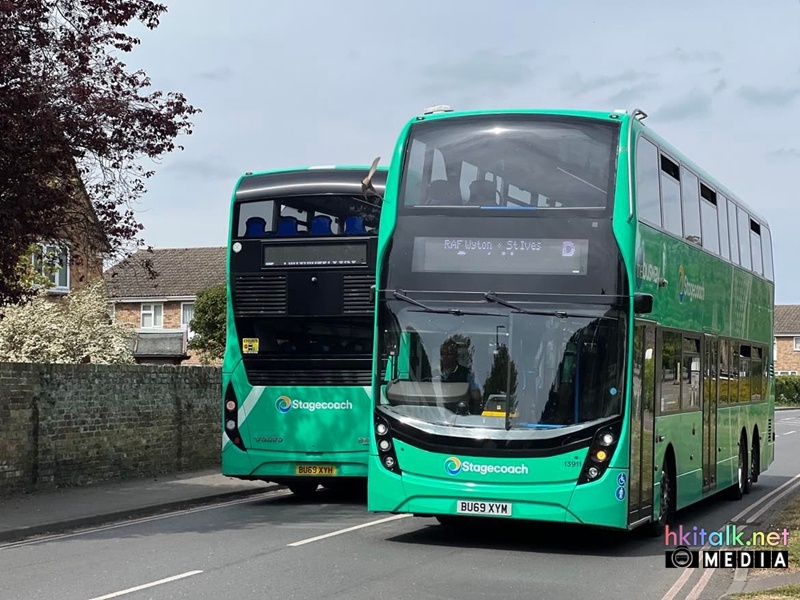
731 472 800 523
287 514 411 547
661 564 697 600
663 469 800 599
746 479 800 524
784 431 796 436
86 570 202 600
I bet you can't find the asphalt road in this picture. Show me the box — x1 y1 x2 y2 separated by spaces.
3 409 800 600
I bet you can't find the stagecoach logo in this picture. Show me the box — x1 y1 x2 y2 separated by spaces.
274 395 354 413
444 456 529 476
276 395 292 413
445 457 463 475
678 265 705 303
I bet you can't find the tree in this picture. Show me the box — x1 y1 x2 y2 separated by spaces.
0 1 200 305
0 280 135 363
14 243 60 290
188 283 226 364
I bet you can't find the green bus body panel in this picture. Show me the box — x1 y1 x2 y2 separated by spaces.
367 445 629 528
368 108 775 529
221 165 385 481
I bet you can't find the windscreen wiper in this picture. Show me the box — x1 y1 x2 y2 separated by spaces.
484 292 568 318
392 290 464 315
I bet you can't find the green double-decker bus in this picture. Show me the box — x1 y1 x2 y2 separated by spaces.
222 164 387 497
368 106 775 531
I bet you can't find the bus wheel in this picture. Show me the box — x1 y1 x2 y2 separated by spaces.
288 482 318 498
751 434 761 486
648 462 674 537
727 438 747 500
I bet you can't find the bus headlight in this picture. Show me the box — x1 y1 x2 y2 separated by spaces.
577 422 621 485
375 414 401 474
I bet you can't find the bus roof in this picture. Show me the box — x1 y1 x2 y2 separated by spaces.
406 106 770 230
233 165 388 203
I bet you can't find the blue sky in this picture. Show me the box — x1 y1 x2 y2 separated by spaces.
126 0 800 302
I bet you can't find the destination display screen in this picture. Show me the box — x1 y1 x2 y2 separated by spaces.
262 242 368 267
411 237 589 275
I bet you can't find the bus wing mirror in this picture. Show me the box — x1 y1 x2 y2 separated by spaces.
633 293 654 314
370 285 376 304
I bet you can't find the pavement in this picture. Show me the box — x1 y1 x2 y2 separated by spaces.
0 469 276 543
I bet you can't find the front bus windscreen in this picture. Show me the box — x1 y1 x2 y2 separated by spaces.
378 302 626 437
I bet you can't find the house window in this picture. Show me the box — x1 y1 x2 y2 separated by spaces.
181 302 195 339
107 303 115 322
32 244 69 291
795 337 800 352
141 303 163 328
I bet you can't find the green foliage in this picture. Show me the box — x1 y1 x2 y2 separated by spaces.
776 376 800 405
12 244 61 293
188 283 226 364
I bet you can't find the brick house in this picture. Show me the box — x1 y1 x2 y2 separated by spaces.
29 162 109 294
775 305 800 375
103 247 226 365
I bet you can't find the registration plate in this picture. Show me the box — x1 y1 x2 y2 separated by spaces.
295 465 337 476
456 500 512 516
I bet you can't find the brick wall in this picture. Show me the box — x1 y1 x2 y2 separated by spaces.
68 251 104 293
0 363 221 496
776 336 800 373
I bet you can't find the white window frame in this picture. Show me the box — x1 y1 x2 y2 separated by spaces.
181 302 195 340
794 337 800 352
140 303 164 328
107 303 116 322
32 243 70 292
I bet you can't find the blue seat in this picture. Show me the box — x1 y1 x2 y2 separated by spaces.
244 217 267 237
344 215 367 235
310 215 333 235
276 216 299 236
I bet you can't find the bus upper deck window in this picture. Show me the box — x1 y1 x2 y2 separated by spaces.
244 217 267 238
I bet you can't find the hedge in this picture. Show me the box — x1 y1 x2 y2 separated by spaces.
776 376 800 405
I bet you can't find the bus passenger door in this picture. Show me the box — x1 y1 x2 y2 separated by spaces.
702 335 718 493
628 322 656 526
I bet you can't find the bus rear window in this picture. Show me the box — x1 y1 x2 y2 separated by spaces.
236 195 379 238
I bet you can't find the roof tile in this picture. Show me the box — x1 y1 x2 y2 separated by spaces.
103 247 226 298
775 305 800 335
